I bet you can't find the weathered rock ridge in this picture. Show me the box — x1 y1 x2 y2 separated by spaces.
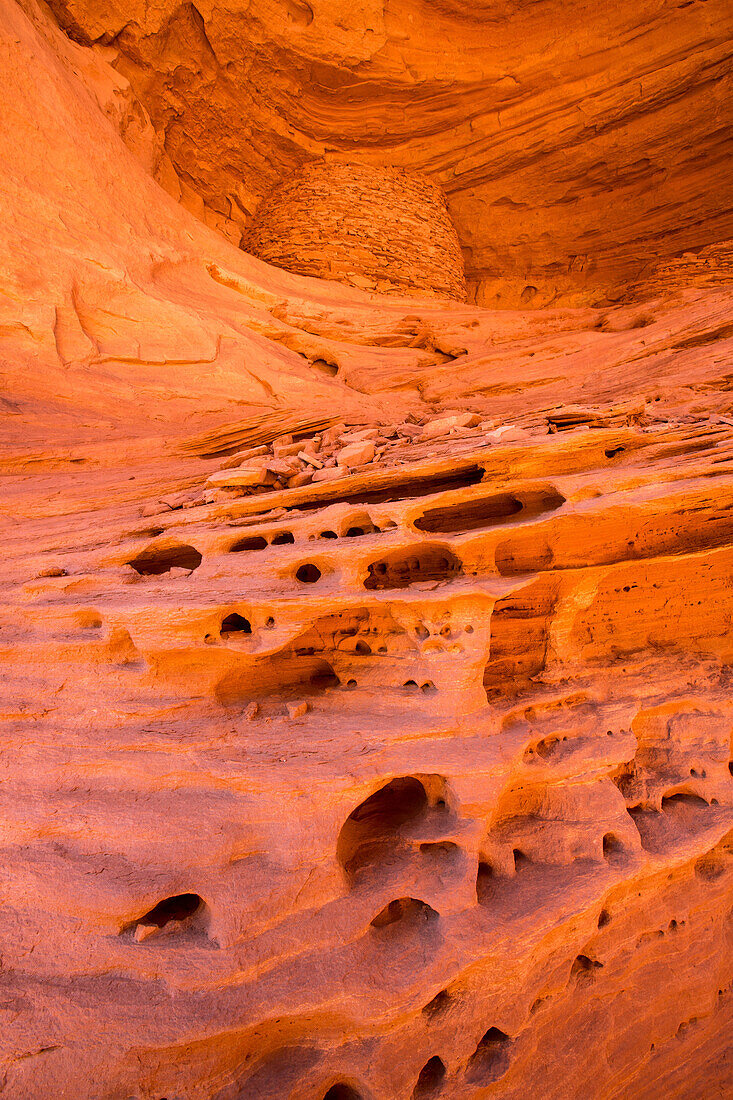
1 1 733 1098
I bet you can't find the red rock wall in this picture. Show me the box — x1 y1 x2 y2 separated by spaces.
2 1 733 1098
44 0 733 307
243 162 467 301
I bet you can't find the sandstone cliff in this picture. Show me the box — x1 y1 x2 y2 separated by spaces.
43 0 733 307
1 1 732 1098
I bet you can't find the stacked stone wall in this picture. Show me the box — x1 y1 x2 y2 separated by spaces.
242 161 467 302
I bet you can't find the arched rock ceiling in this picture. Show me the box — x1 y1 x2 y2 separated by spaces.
47 0 733 306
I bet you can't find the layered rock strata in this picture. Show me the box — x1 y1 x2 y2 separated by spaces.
1 1 733 1098
243 162 467 301
44 0 733 306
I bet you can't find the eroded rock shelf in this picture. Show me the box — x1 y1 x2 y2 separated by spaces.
5 411 733 1097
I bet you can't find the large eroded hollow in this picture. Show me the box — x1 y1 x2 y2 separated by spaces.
216 655 339 705
337 775 450 881
337 777 429 876
296 466 485 510
365 545 463 590
415 487 565 535
128 542 202 575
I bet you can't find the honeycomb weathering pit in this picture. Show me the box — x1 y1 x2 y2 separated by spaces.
243 162 468 301
2 0 733 1096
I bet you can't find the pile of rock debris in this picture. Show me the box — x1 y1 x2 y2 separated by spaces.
205 412 528 498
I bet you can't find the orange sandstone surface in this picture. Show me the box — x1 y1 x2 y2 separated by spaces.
1 1 733 1098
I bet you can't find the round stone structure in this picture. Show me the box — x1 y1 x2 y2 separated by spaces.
242 161 467 302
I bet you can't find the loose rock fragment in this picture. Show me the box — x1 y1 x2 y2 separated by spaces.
207 466 273 487
422 412 480 440
265 458 300 477
37 565 66 578
339 427 379 443
220 444 270 469
298 451 324 468
273 439 305 458
287 471 313 487
133 922 159 943
141 501 172 517
312 466 346 482
336 440 375 467
486 425 529 443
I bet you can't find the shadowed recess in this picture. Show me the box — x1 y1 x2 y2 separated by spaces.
414 487 565 534
220 612 252 636
122 893 208 939
370 897 439 929
296 465 485 510
128 542 202 575
412 1055 447 1096
365 545 463 590
229 534 268 552
296 562 322 583
137 892 203 927
466 1027 513 1084
216 655 339 704
483 578 557 697
322 1086 364 1100
337 776 429 875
